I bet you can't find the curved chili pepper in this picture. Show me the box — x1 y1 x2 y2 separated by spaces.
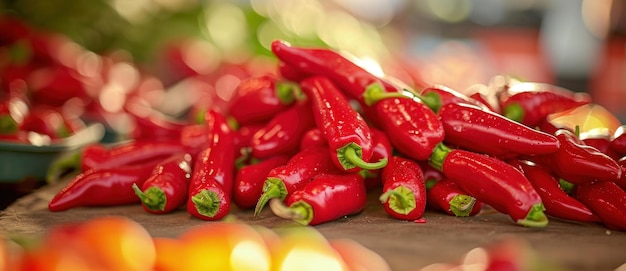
277 61 309 82
499 82 591 127
253 146 337 216
80 139 187 172
363 127 394 190
187 178 230 221
300 76 387 172
250 99 315 159
574 181 626 231
362 89 444 161
271 40 388 105
581 132 621 161
610 125 626 156
179 123 210 156
429 143 549 227
228 74 301 126
529 129 622 185
515 160 600 223
378 156 427 221
187 110 235 220
299 128 327 151
126 105 189 141
269 172 367 225
438 102 561 158
233 154 290 209
426 177 482 217
132 152 193 214
418 85 490 113
48 164 155 212
616 157 626 191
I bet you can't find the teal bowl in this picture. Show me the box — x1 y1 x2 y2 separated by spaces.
0 124 104 183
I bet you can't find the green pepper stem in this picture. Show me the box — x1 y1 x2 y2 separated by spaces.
516 202 549 228
449 195 477 217
276 81 302 104
362 83 408 106
379 186 416 215
428 142 452 172
254 178 288 217
191 189 222 218
340 144 388 170
0 115 19 134
45 150 82 184
559 179 575 195
503 103 524 123
132 184 167 211
419 91 443 113
269 198 312 225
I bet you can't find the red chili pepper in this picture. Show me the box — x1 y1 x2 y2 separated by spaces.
418 85 490 113
250 99 315 159
80 139 187 172
179 123 210 156
515 160 600 223
233 154 290 209
187 110 235 220
269 172 367 225
362 88 444 161
378 156 427 221
363 127 394 190
253 146 338 216
228 74 301 126
277 61 309 82
300 76 387 172
529 129 622 185
125 104 189 141
499 82 591 127
616 157 626 190
27 64 89 107
132 152 193 214
271 40 390 105
438 102 561 158
299 128 327 151
429 143 549 227
611 125 626 156
233 123 264 154
48 164 155 212
426 177 482 217
581 131 621 161
574 181 626 231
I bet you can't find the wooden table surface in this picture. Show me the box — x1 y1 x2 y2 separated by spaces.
1 179 625 271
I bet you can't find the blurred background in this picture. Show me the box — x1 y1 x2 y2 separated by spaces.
2 0 625 118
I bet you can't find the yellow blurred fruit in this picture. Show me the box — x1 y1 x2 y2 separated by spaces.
271 226 348 271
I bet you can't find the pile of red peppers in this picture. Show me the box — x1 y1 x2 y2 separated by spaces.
38 39 626 231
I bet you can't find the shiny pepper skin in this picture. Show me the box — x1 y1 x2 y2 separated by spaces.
429 143 548 227
530 129 622 185
427 177 482 217
438 102 560 158
575 181 626 231
379 156 427 221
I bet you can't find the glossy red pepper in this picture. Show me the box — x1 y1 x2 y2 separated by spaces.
429 143 549 227
250 99 315 159
300 76 387 172
271 40 389 105
253 146 338 216
277 61 309 82
499 82 591 127
611 125 626 156
125 105 190 141
362 88 444 161
233 154 290 209
132 152 193 214
616 157 626 190
426 177 482 217
48 164 154 212
187 110 235 220
581 132 621 161
363 127 394 190
80 139 187 172
575 181 626 231
418 85 490 113
378 156 427 221
178 123 210 156
438 102 561 158
228 74 301 126
529 129 622 185
515 160 600 223
269 172 367 225
299 128 326 151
